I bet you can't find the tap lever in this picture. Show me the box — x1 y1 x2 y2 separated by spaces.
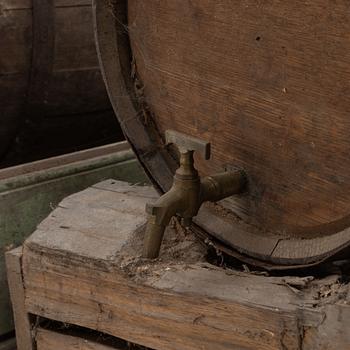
165 130 211 159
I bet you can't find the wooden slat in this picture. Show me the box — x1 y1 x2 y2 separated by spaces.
43 69 110 116
22 257 301 349
1 0 91 10
195 205 350 265
0 1 32 10
55 0 91 7
54 6 99 69
0 7 31 157
36 329 122 350
25 0 54 117
0 10 32 74
5 247 34 350
0 141 129 180
93 0 175 195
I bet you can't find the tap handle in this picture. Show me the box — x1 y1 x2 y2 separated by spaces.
165 130 211 160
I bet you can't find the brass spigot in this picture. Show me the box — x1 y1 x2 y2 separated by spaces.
143 130 246 259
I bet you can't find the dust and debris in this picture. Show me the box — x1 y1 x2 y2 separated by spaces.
242 264 269 276
306 273 349 306
130 55 157 127
282 276 314 288
113 217 207 284
275 276 314 295
108 209 350 310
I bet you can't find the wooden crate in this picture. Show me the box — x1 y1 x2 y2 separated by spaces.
0 142 146 335
6 180 350 350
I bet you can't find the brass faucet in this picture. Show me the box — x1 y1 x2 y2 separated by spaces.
143 130 246 259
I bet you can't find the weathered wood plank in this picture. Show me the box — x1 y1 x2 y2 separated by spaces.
44 69 109 116
5 247 33 350
0 10 32 74
1 0 91 11
36 328 122 350
0 141 129 180
26 0 54 117
0 147 146 336
0 5 31 157
23 249 303 349
303 302 350 350
18 181 350 350
54 6 98 70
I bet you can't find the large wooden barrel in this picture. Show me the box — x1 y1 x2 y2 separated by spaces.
0 0 112 157
94 1 350 267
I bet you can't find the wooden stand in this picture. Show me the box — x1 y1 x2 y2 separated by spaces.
6 180 350 350
0 141 145 336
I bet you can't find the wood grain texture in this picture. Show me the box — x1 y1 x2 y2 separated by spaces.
36 329 120 350
0 141 129 180
25 0 54 117
18 181 350 350
45 5 109 115
0 8 32 74
0 148 145 336
93 0 350 265
302 302 350 350
0 0 91 10
0 0 111 157
5 247 34 350
23 253 302 350
93 0 176 195
126 1 350 236
0 7 32 157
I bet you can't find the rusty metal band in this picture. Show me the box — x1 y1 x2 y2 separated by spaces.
25 0 55 117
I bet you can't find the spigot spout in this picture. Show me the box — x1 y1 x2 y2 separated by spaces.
143 218 167 259
142 130 246 259
143 189 182 258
